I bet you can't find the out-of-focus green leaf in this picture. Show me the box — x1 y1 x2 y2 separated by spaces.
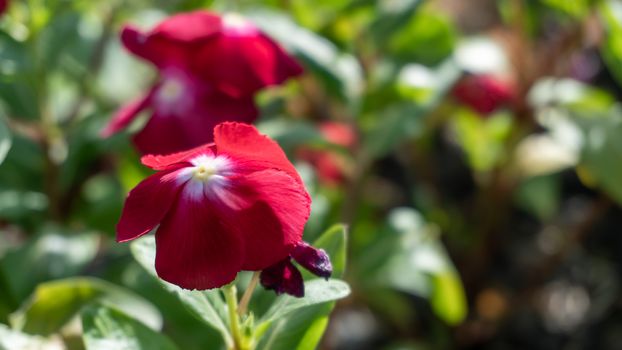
430 272 467 326
248 10 364 107
0 117 11 165
257 119 326 155
369 0 424 40
81 304 178 350
542 0 590 18
601 1 622 88
10 277 162 336
130 236 233 348
366 59 461 157
515 174 561 220
0 324 63 350
361 208 468 325
386 9 456 65
0 229 99 302
452 109 513 172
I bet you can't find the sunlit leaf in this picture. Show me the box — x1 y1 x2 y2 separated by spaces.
0 118 11 165
10 277 162 336
0 230 99 302
81 304 179 350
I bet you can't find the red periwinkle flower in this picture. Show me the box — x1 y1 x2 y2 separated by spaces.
120 11 303 97
0 0 7 16
116 122 312 290
452 74 515 115
103 11 303 155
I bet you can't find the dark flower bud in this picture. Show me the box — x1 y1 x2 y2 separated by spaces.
260 258 304 298
291 242 332 279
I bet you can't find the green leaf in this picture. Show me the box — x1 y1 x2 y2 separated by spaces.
248 10 363 106
451 109 513 172
260 279 350 324
0 118 11 166
0 324 63 350
365 59 461 157
10 277 162 336
130 236 233 348
369 0 424 40
311 224 348 279
601 1 622 88
81 304 179 350
430 272 468 326
0 229 99 302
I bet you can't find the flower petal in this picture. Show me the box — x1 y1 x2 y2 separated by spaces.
116 168 184 243
214 122 302 184
154 196 245 290
291 242 332 279
133 93 258 156
120 25 193 69
195 33 303 97
141 144 214 171
100 89 153 137
151 11 221 42
260 258 304 297
227 169 310 270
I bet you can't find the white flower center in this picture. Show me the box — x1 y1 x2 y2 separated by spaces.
178 155 237 203
154 71 195 116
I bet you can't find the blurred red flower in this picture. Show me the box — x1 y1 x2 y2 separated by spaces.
0 0 7 16
116 122 311 290
103 11 303 155
298 122 357 186
451 74 515 115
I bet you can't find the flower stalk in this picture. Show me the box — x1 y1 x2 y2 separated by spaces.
238 271 260 317
224 284 256 350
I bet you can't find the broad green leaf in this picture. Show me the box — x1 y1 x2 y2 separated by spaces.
260 279 350 324
0 230 99 302
130 236 233 348
430 272 468 326
256 303 332 350
254 222 350 350
81 304 178 350
10 277 161 336
0 324 63 350
0 118 11 165
248 10 364 106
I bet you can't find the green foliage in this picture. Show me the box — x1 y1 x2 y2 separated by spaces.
81 304 179 350
10 277 161 336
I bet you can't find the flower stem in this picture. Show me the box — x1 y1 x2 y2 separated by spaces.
238 271 260 317
224 284 244 350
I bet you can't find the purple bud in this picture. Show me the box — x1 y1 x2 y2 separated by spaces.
260 258 304 298
291 242 332 279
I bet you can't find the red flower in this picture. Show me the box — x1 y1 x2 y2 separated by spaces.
452 74 515 115
103 11 303 155
298 122 357 186
0 0 7 16
116 122 312 290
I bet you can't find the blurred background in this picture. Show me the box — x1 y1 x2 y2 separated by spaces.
2 0 622 349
